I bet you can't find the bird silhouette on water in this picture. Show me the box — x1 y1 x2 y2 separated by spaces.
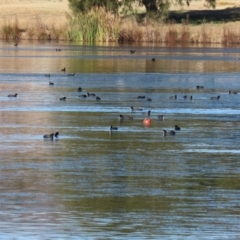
8 93 18 97
119 115 133 121
163 130 175 136
210 96 220 100
43 132 59 140
175 125 181 131
110 125 118 131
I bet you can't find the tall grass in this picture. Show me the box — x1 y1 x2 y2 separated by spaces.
165 20 178 43
2 8 240 45
27 16 50 40
1 17 22 40
0 15 66 40
66 7 120 42
119 16 164 42
180 18 190 43
222 27 240 45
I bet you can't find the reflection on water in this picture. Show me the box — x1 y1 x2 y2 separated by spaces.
1 42 240 74
0 41 240 239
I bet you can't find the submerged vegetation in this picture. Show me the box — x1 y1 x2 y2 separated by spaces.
1 4 240 45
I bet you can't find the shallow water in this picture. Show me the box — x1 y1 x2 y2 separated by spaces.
0 41 240 239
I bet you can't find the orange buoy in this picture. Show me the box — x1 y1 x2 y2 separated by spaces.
143 118 151 126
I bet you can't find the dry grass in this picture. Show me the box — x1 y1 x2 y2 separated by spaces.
0 0 69 40
0 0 69 28
118 17 240 45
1 0 240 44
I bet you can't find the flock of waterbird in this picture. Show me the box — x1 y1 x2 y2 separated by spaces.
7 47 238 138
116 105 181 136
6 63 74 140
46 67 76 139
109 83 238 136
7 67 237 138
6 64 103 140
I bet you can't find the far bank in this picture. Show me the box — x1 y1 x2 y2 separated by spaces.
0 0 240 44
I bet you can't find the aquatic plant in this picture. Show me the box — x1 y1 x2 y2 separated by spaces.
24 16 66 40
222 27 240 45
1 7 240 44
66 7 120 42
1 17 21 40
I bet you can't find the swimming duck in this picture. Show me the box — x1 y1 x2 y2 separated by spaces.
119 115 133 120
146 98 152 101
78 87 82 92
49 82 54 85
130 50 135 54
210 96 220 100
158 115 164 121
229 90 237 94
8 93 17 97
45 74 51 77
175 125 181 131
96 96 101 101
110 125 118 131
183 95 193 100
131 106 143 111
67 73 75 76
137 96 145 99
43 132 59 139
60 97 66 101
43 133 54 139
196 86 204 90
163 130 175 136
142 110 151 117
169 95 177 100
79 94 87 98
87 92 96 97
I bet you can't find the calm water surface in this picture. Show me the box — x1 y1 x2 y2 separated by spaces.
0 41 240 239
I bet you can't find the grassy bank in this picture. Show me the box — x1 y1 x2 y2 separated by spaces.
1 7 240 44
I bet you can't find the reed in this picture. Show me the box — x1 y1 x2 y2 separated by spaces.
2 7 240 44
24 16 67 40
67 7 120 42
200 20 210 44
1 17 21 40
222 27 240 45
32 16 50 40
50 24 67 40
165 20 178 43
180 18 190 44
119 17 164 42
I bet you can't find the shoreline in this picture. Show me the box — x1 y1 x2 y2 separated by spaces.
1 0 240 44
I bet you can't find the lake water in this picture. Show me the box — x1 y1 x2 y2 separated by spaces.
0 41 240 239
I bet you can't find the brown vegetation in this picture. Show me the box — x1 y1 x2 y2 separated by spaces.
0 0 240 44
